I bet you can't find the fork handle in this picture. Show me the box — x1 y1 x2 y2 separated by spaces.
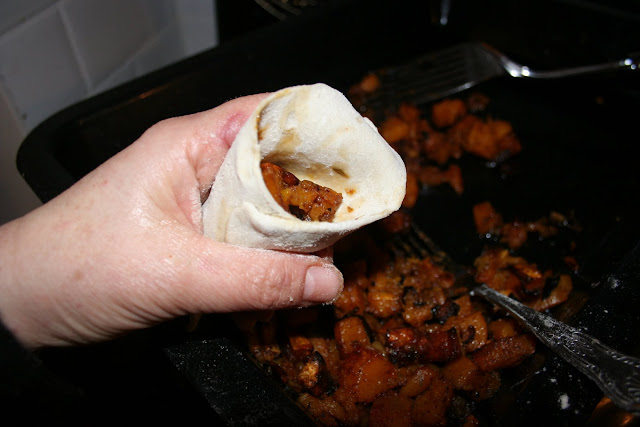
481 43 639 79
474 284 640 414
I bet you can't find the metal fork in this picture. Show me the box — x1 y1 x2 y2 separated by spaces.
254 0 323 20
364 42 639 107
389 223 640 415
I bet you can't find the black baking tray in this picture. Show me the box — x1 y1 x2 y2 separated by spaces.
16 0 640 425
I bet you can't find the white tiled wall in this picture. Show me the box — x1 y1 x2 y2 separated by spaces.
0 0 219 225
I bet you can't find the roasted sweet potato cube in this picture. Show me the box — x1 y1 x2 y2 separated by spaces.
447 114 478 147
500 221 529 249
488 119 513 141
528 274 573 312
472 334 536 371
462 119 499 160
402 287 443 327
331 386 365 425
462 414 481 427
445 164 465 195
369 391 413 427
380 116 410 144
358 73 381 93
473 201 503 235
496 130 522 158
387 327 462 364
488 318 519 340
399 365 439 397
442 356 484 390
367 289 402 318
423 131 452 164
453 294 474 317
418 164 464 195
432 299 460 323
442 356 475 387
442 356 502 401
340 348 398 403
309 337 341 379
443 311 488 353
463 118 520 161
411 377 454 426
432 98 467 128
421 328 463 363
289 335 315 359
334 316 371 356
386 327 420 365
402 302 434 328
376 316 405 341
297 393 344 427
299 352 333 396
334 283 367 318
398 103 422 122
403 172 420 208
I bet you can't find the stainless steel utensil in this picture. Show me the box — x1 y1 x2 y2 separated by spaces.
365 42 639 107
389 223 640 415
254 0 322 20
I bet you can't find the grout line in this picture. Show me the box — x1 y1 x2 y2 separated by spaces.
0 83 27 138
0 4 63 133
0 1 58 48
89 22 175 96
0 0 57 36
57 0 93 92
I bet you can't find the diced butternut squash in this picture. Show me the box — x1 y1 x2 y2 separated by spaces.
334 283 367 318
411 377 454 426
472 334 536 372
432 98 467 128
334 316 370 356
380 116 410 144
399 365 439 397
340 348 398 403
488 318 519 340
369 391 413 427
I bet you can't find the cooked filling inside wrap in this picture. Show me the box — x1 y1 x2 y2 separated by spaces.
261 162 343 222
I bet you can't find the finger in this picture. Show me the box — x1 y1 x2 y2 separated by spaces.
189 93 270 192
111 93 270 230
170 235 344 313
134 93 270 196
314 246 334 262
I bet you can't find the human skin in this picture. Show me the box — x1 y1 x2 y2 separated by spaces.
0 94 344 349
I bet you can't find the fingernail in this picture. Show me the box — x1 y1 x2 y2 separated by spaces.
303 265 343 303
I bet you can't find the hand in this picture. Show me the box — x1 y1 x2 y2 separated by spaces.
0 94 344 349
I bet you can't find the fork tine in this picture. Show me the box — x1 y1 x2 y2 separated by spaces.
408 223 445 258
404 232 431 259
387 235 411 259
387 232 418 259
376 66 470 99
387 223 443 260
362 42 505 108
386 222 470 279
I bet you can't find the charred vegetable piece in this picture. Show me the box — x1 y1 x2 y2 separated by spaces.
261 162 343 222
471 334 537 371
339 347 398 403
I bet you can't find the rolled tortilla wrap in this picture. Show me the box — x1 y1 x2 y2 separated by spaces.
202 83 406 253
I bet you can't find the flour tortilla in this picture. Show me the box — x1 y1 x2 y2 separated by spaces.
202 83 406 253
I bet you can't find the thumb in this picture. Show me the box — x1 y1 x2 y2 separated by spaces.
171 234 344 313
